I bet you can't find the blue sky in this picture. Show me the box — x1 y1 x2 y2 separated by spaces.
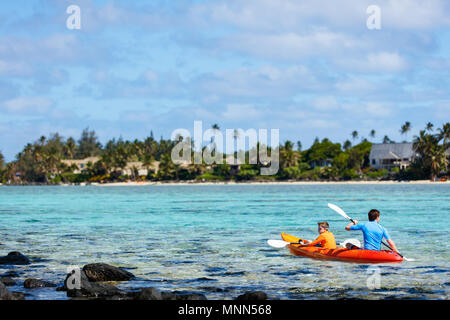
0 0 449 160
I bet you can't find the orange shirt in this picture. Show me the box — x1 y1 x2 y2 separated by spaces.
308 231 336 249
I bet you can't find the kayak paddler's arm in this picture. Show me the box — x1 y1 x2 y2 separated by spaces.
387 239 399 253
304 236 324 247
345 219 358 231
298 239 313 247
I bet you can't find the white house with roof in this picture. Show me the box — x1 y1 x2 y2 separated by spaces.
369 143 417 170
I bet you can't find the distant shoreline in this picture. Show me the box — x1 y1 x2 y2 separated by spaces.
1 180 448 187
88 180 448 186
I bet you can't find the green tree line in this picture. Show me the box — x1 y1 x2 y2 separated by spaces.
0 123 448 184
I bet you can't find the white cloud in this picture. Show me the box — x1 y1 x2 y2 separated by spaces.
299 119 340 129
2 97 53 114
220 30 366 60
222 104 260 121
335 52 408 73
194 64 324 99
311 96 340 111
142 70 159 83
367 52 408 72
342 102 392 118
382 0 450 29
188 0 450 33
335 77 377 94
0 60 32 77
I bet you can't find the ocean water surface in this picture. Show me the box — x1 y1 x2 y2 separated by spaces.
0 184 449 300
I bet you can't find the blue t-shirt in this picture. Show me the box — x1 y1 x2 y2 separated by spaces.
350 221 390 251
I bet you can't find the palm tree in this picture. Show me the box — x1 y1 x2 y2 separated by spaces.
430 145 448 181
64 137 77 159
413 130 435 156
280 141 299 168
0 151 4 169
39 136 46 146
343 140 352 151
369 129 376 139
296 141 302 152
351 131 358 141
413 130 447 180
233 129 239 141
0 151 5 182
426 122 434 132
211 124 220 157
400 121 411 141
382 135 391 144
158 153 178 180
438 122 450 147
142 154 154 177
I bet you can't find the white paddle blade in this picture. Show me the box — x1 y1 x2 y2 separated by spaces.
328 203 351 220
267 240 290 248
342 238 361 249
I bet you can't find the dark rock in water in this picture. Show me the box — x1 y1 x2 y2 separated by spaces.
0 277 16 286
24 278 57 289
0 282 8 298
134 287 163 300
0 282 25 300
236 291 268 300
175 293 208 300
1 271 20 278
83 263 135 282
130 288 207 300
0 252 31 265
10 292 26 300
161 291 177 300
63 270 121 298
106 294 132 301
199 286 225 293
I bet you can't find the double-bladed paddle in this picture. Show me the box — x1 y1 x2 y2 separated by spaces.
267 239 304 248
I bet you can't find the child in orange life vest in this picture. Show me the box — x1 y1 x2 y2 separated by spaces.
301 221 337 249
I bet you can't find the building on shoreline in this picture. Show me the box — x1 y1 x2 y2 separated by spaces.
61 157 100 174
369 143 416 170
61 157 159 176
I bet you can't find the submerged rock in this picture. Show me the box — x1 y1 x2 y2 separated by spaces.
0 277 16 286
134 287 163 300
0 282 8 298
1 271 20 278
129 288 207 301
0 252 31 265
0 282 25 300
83 263 135 282
63 270 122 298
24 278 57 289
236 291 268 300
174 293 208 300
161 291 177 300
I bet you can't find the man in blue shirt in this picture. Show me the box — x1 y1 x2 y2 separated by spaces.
345 209 399 252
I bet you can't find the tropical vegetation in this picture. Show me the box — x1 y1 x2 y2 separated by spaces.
0 123 448 184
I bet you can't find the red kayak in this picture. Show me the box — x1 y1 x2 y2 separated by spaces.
282 233 403 263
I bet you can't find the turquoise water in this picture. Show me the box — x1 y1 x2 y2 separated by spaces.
0 184 449 300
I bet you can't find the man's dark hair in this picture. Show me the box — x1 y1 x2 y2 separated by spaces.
368 209 380 221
